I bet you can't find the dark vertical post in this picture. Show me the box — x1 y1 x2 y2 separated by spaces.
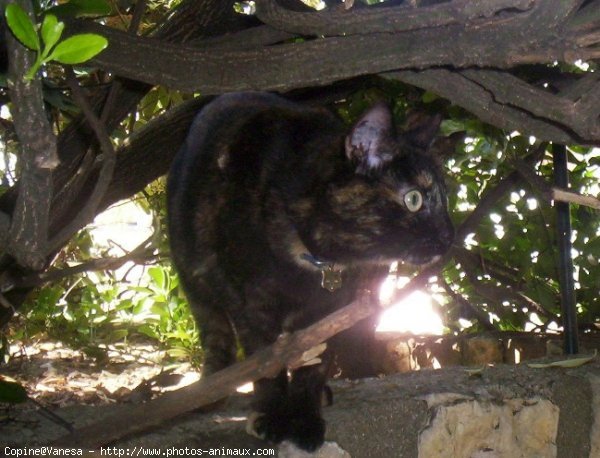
552 145 579 354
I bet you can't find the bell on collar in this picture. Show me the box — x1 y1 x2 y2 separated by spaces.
321 265 342 292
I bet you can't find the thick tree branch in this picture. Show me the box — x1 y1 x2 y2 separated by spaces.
255 0 535 36
460 69 600 141
3 0 56 270
189 24 295 50
389 69 599 145
61 1 596 99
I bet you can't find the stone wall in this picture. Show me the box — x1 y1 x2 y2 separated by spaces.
2 360 599 457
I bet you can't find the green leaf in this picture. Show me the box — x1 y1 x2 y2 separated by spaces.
440 119 466 136
40 14 64 56
528 350 596 369
148 266 166 290
46 0 112 18
0 378 28 404
5 3 40 51
47 34 108 65
109 329 129 341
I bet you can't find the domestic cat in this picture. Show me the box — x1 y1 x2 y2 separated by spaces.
167 92 453 451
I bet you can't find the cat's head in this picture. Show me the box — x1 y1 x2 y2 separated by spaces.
321 102 454 266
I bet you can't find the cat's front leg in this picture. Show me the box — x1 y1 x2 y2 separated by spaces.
247 362 330 452
247 371 291 444
283 352 333 451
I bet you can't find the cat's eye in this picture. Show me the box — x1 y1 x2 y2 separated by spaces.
404 189 423 212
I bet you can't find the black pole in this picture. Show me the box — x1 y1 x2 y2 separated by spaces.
552 145 578 355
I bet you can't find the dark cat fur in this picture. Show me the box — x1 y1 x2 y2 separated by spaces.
167 92 453 451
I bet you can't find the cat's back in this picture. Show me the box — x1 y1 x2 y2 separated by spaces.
169 93 341 202
167 92 344 271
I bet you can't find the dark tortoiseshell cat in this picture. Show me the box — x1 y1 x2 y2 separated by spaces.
167 92 453 451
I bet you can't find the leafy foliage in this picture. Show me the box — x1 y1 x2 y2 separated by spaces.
4 3 108 80
12 203 202 366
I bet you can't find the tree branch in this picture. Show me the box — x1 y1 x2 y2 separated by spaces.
189 25 295 50
440 277 497 331
10 236 156 290
50 291 380 447
60 1 596 103
388 69 599 145
255 0 535 36
460 69 600 141
47 69 117 253
514 158 600 210
4 0 56 270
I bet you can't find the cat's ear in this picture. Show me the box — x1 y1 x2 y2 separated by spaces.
345 102 396 173
401 113 443 150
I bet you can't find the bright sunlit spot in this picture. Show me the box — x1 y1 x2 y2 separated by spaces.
376 276 444 335
237 381 254 394
89 200 154 279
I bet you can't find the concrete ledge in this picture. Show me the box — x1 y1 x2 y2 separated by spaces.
2 360 599 457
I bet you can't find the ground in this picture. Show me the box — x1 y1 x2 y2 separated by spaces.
2 340 200 408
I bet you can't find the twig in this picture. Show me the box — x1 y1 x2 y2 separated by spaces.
514 158 600 210
10 236 156 290
552 188 600 210
28 397 74 433
440 278 496 331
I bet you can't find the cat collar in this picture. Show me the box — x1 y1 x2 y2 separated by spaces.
301 253 343 292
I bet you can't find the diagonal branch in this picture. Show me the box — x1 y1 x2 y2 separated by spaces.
49 294 377 447
440 277 497 331
460 69 600 141
454 143 547 242
388 69 599 145
47 69 117 253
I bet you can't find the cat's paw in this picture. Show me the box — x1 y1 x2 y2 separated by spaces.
286 413 326 452
246 411 288 444
246 411 326 452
